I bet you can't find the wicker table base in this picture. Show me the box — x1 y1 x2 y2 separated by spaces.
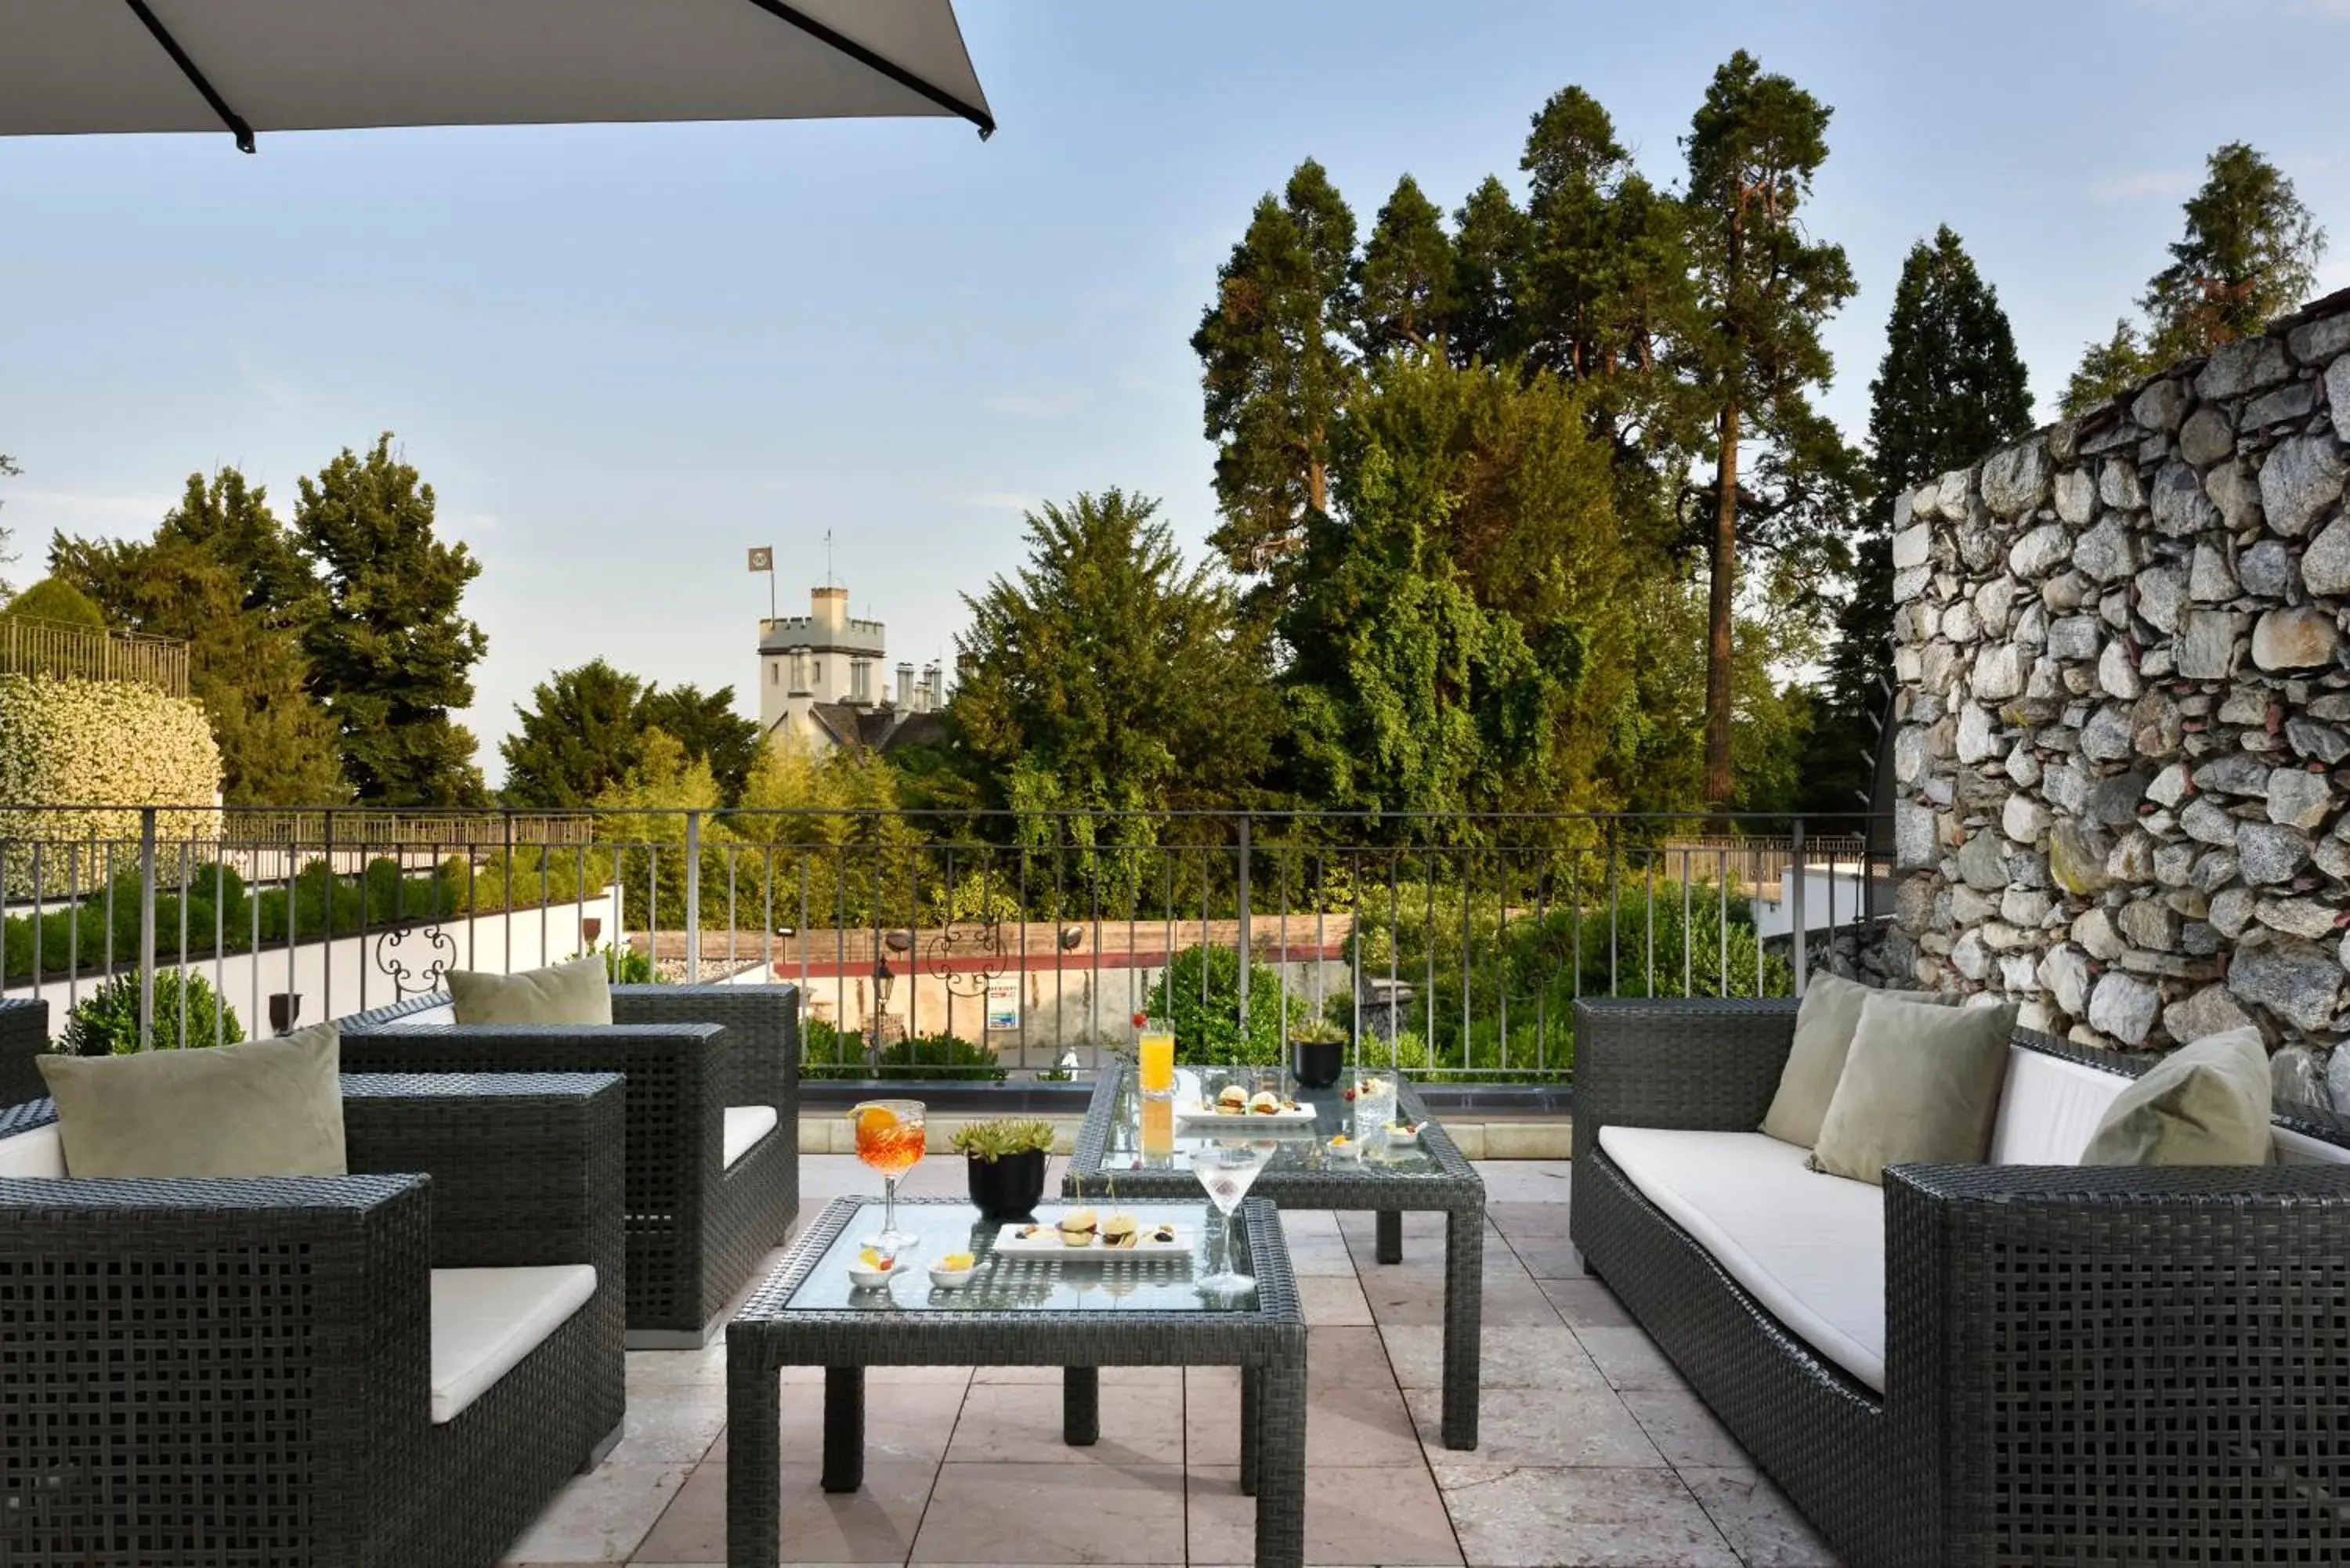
727 1195 1308 1568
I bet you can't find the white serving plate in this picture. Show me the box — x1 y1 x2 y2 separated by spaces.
993 1216 1190 1257
1173 1100 1318 1125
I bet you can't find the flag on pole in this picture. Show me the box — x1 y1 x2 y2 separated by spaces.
747 547 774 572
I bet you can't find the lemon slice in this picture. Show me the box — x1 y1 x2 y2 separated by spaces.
856 1247 890 1270
939 1252 974 1271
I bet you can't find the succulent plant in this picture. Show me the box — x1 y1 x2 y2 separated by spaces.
949 1118 1056 1162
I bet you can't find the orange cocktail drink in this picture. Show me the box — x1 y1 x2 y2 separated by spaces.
851 1100 926 1251
1134 1011 1176 1099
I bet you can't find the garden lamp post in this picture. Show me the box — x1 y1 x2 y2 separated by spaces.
870 956 895 1075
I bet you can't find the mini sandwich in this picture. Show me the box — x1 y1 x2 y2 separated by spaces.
1148 1223 1178 1245
1100 1213 1139 1249
1057 1208 1099 1246
1216 1083 1249 1115
1247 1090 1282 1115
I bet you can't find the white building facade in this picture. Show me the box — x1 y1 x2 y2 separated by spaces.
758 584 944 754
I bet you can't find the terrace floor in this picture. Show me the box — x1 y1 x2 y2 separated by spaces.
501 1154 1840 1568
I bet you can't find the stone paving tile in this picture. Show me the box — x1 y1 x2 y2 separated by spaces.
1678 1468 1843 1568
1298 1381 1426 1469
1298 1274 1375 1327
945 1379 1188 1468
706 1378 970 1468
634 1459 938 1566
1619 1389 1752 1472
1470 1161 1574 1205
1184 1364 1245 1468
1307 1325 1408 1387
1379 1324 1603 1391
1571 1324 1694 1393
1484 1198 1576 1237
606 1389 732 1466
1363 1268 1564 1328
971 1364 1180 1386
1437 1465 1739 1568
1405 1386 1668 1473
501 1461 689 1564
1188 1464 1463 1567
1536 1277 1636 1331
910 1461 1186 1563
1499 1234 1584 1280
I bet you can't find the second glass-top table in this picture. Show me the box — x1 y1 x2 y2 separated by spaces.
1065 1060 1488 1451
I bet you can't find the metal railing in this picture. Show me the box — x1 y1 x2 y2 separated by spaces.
0 805 1893 1079
0 613 190 696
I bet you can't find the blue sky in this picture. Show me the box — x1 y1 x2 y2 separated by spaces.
3 0 2346 786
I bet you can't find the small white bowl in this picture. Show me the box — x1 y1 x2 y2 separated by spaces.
1385 1123 1423 1147
928 1264 978 1290
847 1260 901 1289
1326 1136 1362 1162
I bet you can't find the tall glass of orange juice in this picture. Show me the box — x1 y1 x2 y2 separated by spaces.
1135 1011 1176 1100
851 1099 925 1252
1140 1097 1176 1165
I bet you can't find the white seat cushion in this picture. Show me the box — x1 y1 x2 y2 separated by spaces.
1600 1125 1887 1393
0 1122 65 1179
724 1105 778 1169
374 1002 457 1029
429 1264 596 1425
2276 1127 2350 1165
1989 1046 2131 1165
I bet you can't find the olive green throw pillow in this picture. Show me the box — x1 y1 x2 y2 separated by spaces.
1807 995 2019 1185
36 1022 346 1179
1760 974 1956 1148
2080 1028 2273 1166
447 956 613 1026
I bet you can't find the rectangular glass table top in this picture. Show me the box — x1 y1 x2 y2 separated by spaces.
782 1198 1265 1315
1088 1063 1450 1180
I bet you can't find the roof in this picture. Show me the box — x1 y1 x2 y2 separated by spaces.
803 702 949 754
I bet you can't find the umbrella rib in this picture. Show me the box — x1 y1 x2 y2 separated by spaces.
120 0 256 153
738 0 996 139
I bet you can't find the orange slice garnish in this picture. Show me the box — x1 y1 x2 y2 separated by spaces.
855 1106 898 1140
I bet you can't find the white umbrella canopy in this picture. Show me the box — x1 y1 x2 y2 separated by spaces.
0 0 992 152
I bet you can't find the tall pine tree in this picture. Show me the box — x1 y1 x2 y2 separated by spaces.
1449 176 1531 367
297 435 489 805
53 469 349 805
1193 160 1358 589
2143 142 2326 361
1350 175 1457 360
1681 51 1859 811
1806 227 2030 815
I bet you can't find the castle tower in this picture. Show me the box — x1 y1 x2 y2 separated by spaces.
757 584 888 743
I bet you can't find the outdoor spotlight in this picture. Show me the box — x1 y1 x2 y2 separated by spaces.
1058 925 1084 951
772 924 797 938
884 930 914 953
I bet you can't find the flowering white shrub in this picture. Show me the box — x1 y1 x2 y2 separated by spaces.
0 674 222 897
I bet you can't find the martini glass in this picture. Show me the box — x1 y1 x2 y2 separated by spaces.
851 1099 926 1253
1188 1137 1274 1295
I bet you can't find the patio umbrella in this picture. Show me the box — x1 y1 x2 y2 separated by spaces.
0 0 993 154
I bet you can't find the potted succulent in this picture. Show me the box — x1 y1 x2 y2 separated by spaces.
950 1118 1055 1221
1290 1017 1348 1089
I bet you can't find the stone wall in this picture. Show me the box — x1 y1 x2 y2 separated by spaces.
1889 289 2350 1109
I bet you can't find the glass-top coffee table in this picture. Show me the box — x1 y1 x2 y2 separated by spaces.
1066 1061 1486 1450
726 1194 1307 1568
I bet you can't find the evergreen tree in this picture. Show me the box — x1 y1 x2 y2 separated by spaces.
1679 51 1860 810
1810 228 2030 815
296 435 488 805
1449 176 1531 367
1192 160 1358 585
638 682 762 803
52 469 349 805
954 490 1278 815
2142 142 2327 360
500 659 648 808
1350 175 1458 359
2059 320 2154 418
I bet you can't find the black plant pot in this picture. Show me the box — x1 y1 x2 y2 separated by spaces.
966 1150 1048 1222
1292 1039 1344 1089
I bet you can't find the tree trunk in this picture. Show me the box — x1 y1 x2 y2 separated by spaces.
1307 457 1328 516
1705 401 1738 817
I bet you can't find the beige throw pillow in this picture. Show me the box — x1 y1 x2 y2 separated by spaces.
1759 974 1955 1148
447 956 613 1026
1807 995 2019 1185
37 1022 346 1179
2080 1028 2273 1166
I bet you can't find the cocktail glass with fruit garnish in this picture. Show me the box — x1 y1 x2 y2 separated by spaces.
1187 1137 1274 1295
851 1099 926 1252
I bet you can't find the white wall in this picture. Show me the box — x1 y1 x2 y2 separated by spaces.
5 887 621 1039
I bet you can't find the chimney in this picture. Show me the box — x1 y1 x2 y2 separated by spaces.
896 662 916 709
811 584 848 632
923 663 945 712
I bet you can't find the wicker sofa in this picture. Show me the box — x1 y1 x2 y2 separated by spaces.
1571 996 2350 1568
0 1071 625 1568
338 982 800 1346
0 996 46 1107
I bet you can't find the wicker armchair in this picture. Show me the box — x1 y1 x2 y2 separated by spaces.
1571 996 2350 1568
0 996 46 1107
0 1071 625 1568
338 983 801 1346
